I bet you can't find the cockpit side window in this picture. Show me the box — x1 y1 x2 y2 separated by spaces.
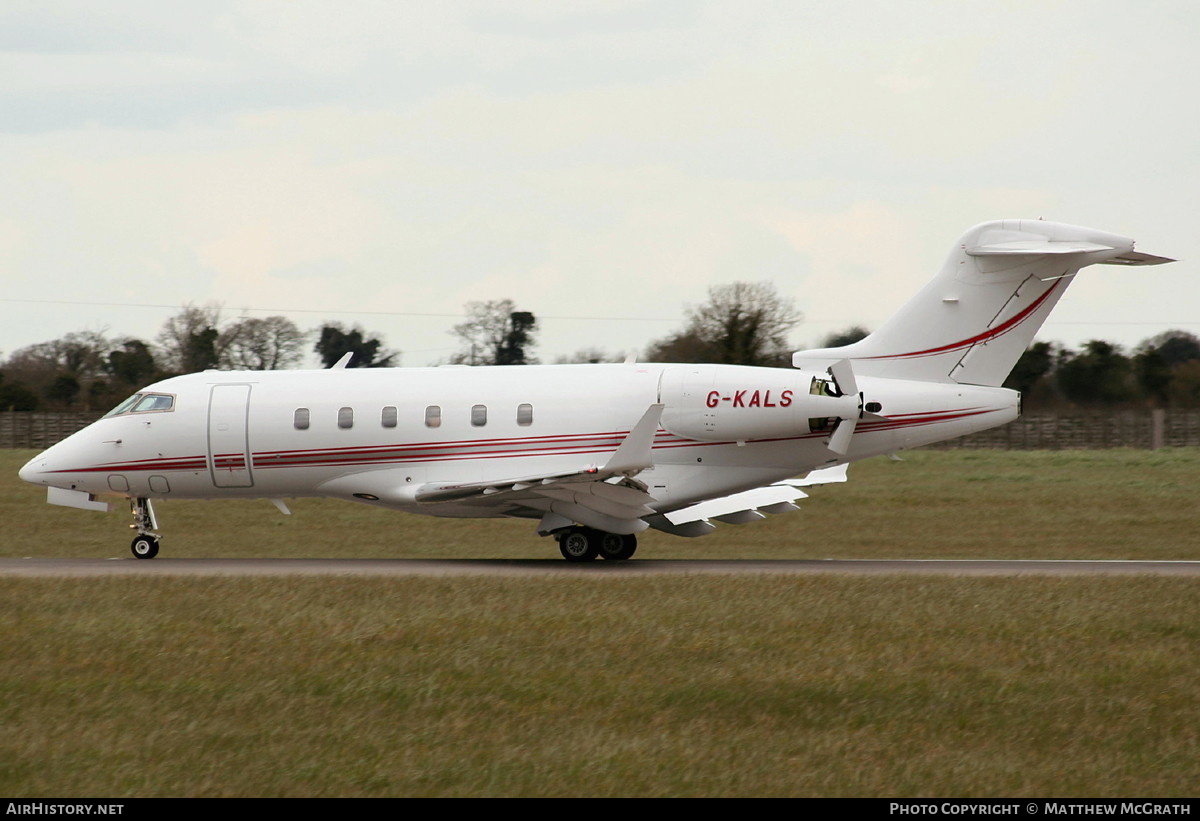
104 393 176 418
103 394 143 418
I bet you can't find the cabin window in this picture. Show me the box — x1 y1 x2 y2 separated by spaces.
294 408 310 430
338 407 354 429
517 403 533 426
471 404 487 427
425 405 441 428
381 406 397 428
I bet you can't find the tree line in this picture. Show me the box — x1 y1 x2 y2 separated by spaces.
3 283 1198 413
0 299 542 411
1004 333 1200 410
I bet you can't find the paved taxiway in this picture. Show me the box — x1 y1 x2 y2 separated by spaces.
2 558 1199 577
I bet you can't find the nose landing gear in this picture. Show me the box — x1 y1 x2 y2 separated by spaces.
129 497 161 559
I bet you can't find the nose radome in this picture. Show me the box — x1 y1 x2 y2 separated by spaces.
19 453 47 484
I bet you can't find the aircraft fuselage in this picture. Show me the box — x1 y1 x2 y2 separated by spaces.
20 362 1017 521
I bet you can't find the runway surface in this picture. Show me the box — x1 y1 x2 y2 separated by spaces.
2 557 1200 577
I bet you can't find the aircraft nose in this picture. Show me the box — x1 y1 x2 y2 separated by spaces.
19 452 49 485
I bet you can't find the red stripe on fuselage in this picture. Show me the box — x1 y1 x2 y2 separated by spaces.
45 408 1000 474
860 280 1062 360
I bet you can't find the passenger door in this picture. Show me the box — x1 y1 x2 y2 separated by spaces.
208 384 254 488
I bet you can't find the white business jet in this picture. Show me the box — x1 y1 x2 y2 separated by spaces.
19 220 1172 561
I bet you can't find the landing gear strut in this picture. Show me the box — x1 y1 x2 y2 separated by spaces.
129 497 161 560
556 526 638 562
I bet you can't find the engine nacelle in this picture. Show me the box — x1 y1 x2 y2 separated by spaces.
658 365 858 442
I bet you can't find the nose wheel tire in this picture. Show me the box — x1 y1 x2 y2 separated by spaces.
131 534 160 560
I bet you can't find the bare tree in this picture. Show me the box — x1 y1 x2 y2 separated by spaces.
5 330 110 379
645 282 801 366
3 330 112 409
155 304 226 374
450 300 538 365
220 316 308 370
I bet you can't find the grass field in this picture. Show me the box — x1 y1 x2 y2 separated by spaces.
3 448 1199 797
5 448 1200 560
2 576 1197 797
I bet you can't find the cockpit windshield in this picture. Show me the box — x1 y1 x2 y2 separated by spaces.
102 393 175 418
132 394 175 412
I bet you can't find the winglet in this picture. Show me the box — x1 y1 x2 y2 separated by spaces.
602 404 663 475
331 353 354 369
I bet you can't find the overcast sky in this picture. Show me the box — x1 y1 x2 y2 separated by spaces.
1 0 1196 368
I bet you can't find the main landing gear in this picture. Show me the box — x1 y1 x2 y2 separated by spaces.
129 497 161 560
556 526 638 562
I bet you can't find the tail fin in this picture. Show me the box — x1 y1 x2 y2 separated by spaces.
793 219 1173 386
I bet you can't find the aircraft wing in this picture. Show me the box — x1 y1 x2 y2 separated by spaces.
420 472 659 535
646 463 849 538
413 404 665 536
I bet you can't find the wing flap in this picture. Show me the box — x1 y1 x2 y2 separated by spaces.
783 463 849 487
663 484 809 526
644 516 718 538
649 463 852 536
531 483 656 519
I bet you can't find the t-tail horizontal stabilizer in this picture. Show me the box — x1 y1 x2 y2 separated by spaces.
792 220 1176 387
